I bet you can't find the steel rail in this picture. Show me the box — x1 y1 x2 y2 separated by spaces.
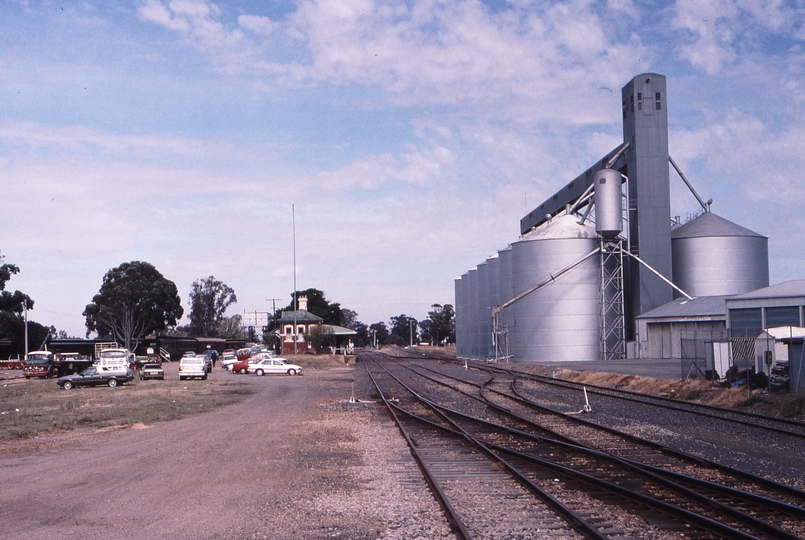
374 354 774 539
391 356 805 536
364 352 610 540
362 358 472 540
407 356 805 504
480 361 805 436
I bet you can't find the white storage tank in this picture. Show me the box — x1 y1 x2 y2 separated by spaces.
594 168 623 239
671 212 768 297
511 213 601 362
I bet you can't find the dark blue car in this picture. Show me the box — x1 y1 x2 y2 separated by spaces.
57 366 134 390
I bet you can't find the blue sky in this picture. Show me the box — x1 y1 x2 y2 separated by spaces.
2 0 805 337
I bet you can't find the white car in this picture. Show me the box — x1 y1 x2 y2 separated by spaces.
179 356 207 380
250 357 303 376
220 353 238 369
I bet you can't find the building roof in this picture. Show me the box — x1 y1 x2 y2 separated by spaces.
277 310 323 323
760 326 805 340
636 295 729 320
671 211 766 239
728 280 805 301
322 324 357 336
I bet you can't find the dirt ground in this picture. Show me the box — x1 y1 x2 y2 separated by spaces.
0 361 440 540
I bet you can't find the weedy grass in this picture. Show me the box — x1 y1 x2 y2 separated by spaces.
735 393 767 408
0 378 252 441
680 390 703 401
780 393 805 419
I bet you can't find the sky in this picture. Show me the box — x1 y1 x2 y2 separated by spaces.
2 0 805 338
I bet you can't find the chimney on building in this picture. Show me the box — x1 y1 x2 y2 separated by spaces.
298 296 308 312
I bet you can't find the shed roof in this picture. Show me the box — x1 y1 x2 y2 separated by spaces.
636 295 729 320
729 280 805 301
759 326 805 340
322 324 357 336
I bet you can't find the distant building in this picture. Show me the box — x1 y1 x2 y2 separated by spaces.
277 296 323 355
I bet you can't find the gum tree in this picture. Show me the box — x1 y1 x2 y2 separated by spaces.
187 276 237 337
83 261 183 352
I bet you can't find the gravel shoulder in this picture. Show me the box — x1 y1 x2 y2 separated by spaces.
0 363 450 540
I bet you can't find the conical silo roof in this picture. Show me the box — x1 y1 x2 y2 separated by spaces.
520 213 599 241
671 212 766 239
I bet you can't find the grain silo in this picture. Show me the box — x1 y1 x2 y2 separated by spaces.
476 261 490 358
454 273 467 356
466 267 478 358
509 213 601 361
485 253 501 359
672 212 769 297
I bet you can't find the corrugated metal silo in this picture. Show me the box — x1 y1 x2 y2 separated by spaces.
484 254 500 359
466 267 479 358
511 213 601 362
454 274 466 356
476 261 489 358
497 246 514 357
671 212 769 297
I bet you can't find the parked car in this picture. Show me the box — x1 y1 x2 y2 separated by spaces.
250 357 303 376
138 363 165 380
58 366 134 389
220 353 238 369
179 356 207 380
230 358 262 374
236 348 252 361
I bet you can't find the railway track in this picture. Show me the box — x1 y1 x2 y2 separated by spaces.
472 361 805 440
361 350 805 539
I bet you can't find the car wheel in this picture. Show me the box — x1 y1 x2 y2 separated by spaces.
63 380 73 390
239 368 248 374
256 369 264 376
108 378 118 388
287 369 297 376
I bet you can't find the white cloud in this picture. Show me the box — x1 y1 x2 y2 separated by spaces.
238 14 277 36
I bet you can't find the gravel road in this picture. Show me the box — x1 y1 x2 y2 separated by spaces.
0 362 451 540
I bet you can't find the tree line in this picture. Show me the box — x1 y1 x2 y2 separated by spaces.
0 257 455 354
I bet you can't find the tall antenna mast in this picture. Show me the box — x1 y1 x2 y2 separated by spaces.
292 203 298 355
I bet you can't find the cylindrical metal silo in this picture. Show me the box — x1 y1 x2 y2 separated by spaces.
454 274 467 356
511 213 601 362
466 267 479 359
476 261 490 359
671 212 769 297
594 169 623 239
485 253 500 359
497 246 514 358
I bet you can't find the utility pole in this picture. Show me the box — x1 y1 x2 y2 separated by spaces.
409 318 413 347
23 301 28 361
292 203 298 355
266 298 281 351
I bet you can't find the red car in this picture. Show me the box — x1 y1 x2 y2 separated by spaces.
230 358 260 374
